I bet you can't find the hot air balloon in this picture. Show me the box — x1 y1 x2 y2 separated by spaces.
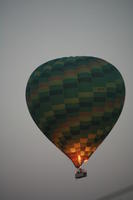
26 56 125 179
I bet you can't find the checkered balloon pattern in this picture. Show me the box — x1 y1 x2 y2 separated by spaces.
26 56 125 168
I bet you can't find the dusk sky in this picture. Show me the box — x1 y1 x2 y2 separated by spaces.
1 0 133 200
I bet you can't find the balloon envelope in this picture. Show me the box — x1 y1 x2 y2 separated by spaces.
26 56 125 168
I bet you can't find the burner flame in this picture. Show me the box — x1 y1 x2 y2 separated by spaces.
78 155 81 165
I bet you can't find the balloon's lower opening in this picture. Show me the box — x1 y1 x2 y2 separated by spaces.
75 167 87 179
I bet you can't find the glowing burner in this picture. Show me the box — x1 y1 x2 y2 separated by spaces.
78 155 81 165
